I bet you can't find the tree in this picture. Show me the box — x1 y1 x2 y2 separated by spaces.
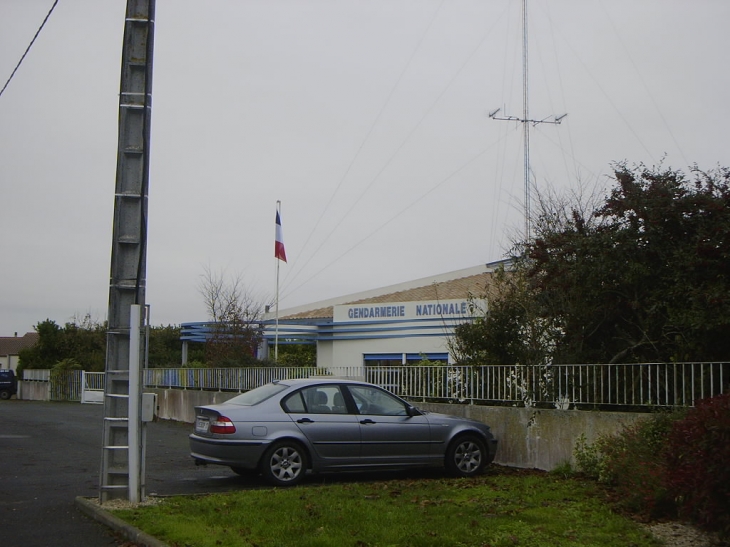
146 324 206 367
17 315 196 373
199 266 269 366
450 266 563 367
275 343 317 367
18 319 65 375
453 163 730 364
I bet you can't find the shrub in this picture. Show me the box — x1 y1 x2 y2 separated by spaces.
573 413 683 520
573 433 606 481
666 393 730 538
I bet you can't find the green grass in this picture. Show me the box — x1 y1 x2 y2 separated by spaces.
111 467 662 547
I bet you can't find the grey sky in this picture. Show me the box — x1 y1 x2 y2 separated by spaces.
1 0 728 336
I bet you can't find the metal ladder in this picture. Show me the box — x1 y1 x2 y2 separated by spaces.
99 0 155 503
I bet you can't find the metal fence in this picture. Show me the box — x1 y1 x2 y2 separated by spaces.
25 362 729 408
144 366 320 392
50 371 83 401
365 362 729 409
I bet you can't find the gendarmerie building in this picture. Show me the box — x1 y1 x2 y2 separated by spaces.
181 262 505 371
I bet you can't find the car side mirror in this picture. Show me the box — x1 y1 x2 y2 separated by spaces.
406 405 422 417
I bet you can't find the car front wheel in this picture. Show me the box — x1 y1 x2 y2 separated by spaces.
260 441 307 486
0 390 11 400
445 435 487 477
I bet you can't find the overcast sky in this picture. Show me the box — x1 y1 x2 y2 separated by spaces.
1 0 728 336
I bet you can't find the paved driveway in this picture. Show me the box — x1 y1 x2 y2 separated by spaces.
0 399 260 547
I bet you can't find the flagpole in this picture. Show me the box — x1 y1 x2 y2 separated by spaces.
275 201 281 362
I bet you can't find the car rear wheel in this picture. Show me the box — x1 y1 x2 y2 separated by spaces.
0 390 11 400
260 441 307 486
445 435 487 477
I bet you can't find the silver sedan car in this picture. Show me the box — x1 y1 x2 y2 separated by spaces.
190 378 498 486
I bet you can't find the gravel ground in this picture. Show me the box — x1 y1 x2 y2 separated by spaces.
645 522 725 547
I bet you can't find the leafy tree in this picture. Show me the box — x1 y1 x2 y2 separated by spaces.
454 163 730 364
18 316 196 372
17 319 65 374
147 324 205 367
62 315 107 371
275 343 316 367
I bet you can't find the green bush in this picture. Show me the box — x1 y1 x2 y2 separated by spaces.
666 393 730 538
573 433 603 480
573 413 683 520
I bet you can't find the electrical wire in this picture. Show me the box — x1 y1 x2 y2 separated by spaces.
0 0 59 100
281 3 511 300
280 133 511 302
281 0 446 289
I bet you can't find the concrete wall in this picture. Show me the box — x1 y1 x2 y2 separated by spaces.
148 388 239 423
147 388 650 471
415 402 650 471
17 381 50 401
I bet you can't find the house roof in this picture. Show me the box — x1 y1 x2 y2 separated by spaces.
282 271 494 320
0 332 39 357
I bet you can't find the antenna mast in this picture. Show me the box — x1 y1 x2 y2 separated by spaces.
490 0 566 241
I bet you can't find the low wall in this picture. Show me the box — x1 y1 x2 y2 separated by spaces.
147 388 649 471
18 381 50 401
415 402 649 471
148 388 239 423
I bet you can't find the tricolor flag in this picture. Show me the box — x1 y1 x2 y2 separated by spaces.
275 210 287 262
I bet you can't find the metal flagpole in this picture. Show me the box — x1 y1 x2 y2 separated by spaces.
275 200 281 362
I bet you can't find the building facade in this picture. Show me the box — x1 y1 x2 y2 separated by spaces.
181 263 504 370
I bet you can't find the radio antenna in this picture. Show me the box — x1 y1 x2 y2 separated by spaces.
489 0 566 240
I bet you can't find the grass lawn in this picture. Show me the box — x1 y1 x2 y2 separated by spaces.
111 466 662 547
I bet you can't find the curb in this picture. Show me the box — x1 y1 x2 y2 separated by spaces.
74 496 169 547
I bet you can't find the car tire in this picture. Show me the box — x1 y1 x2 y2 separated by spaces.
0 390 11 400
445 434 487 477
260 440 307 487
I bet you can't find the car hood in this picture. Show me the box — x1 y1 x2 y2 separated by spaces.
421 410 491 429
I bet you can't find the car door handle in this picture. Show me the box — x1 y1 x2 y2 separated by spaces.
360 419 376 425
297 418 314 424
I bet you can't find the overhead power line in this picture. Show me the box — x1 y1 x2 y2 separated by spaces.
0 0 59 99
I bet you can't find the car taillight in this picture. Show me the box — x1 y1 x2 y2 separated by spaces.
210 415 236 434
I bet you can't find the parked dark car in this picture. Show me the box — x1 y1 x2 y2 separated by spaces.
0 369 18 400
190 378 498 486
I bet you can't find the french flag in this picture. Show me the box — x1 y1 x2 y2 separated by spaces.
275 210 287 262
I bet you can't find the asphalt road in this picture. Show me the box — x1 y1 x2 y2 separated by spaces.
0 399 265 547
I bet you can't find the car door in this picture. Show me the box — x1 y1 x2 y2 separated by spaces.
346 385 433 465
283 385 361 466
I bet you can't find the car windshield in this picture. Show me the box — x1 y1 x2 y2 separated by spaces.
225 382 289 406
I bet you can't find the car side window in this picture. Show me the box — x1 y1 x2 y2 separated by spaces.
282 391 306 413
283 386 349 415
347 385 408 416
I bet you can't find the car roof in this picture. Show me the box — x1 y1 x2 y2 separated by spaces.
275 377 368 386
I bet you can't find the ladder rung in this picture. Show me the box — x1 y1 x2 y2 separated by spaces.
103 445 129 450
100 484 129 490
105 467 130 475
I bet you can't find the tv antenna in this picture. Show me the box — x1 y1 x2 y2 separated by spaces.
490 0 566 241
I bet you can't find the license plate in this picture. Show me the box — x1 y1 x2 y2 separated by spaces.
195 418 210 433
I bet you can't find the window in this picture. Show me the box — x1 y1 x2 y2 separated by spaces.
363 353 402 367
226 382 288 406
283 385 348 414
363 353 450 366
347 385 408 416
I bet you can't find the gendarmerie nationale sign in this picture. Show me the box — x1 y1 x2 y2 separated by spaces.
334 299 485 323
